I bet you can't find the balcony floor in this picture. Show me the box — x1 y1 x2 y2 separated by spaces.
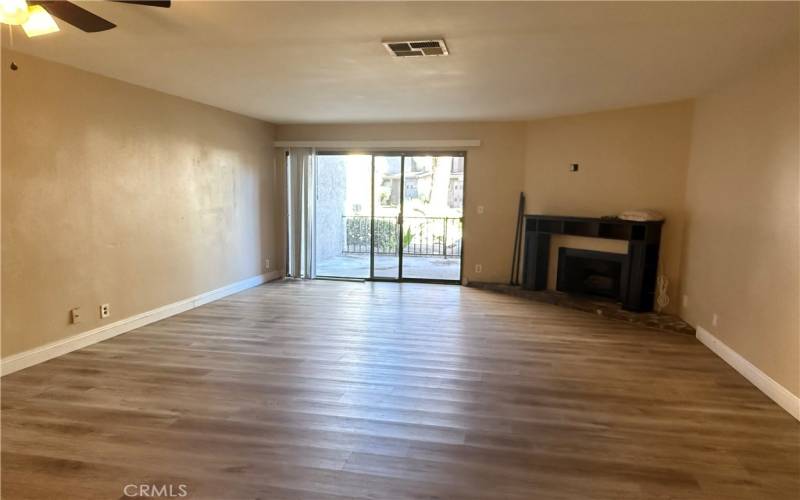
316 254 461 281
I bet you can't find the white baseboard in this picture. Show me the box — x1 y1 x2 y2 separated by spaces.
696 326 799 421
1 271 283 377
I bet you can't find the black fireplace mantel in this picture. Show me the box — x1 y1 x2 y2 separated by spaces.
522 215 663 312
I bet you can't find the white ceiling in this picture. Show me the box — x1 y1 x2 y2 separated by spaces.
3 1 797 123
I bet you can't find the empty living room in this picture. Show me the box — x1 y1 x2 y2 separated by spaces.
1 1 798 499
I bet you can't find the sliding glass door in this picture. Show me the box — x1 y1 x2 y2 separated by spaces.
315 154 372 278
314 152 464 283
401 155 464 281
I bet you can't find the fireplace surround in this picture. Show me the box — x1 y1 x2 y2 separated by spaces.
522 215 663 312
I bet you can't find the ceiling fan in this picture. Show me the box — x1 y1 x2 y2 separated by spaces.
0 0 169 38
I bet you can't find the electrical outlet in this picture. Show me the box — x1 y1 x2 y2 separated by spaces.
477 205 484 215
570 163 580 172
712 313 719 328
70 308 81 324
100 304 110 319
475 264 483 273
682 294 689 308
265 259 270 270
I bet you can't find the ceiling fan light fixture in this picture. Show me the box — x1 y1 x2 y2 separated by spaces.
0 0 29 25
22 4 58 37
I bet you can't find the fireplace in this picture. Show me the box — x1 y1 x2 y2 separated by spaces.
523 215 662 311
556 248 628 301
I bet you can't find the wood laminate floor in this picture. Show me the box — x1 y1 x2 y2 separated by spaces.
2 280 798 499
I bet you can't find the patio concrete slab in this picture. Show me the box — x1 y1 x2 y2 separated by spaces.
316 254 461 280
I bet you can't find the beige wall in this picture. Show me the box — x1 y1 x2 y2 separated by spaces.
523 101 694 313
1 51 280 357
276 122 527 283
680 44 800 396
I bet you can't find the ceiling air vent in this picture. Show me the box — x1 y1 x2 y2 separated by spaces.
383 39 449 58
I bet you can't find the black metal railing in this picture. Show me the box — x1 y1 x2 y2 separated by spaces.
343 216 462 257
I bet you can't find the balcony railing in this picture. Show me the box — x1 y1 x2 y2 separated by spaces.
343 216 462 257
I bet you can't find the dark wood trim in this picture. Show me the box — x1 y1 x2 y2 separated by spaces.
522 230 550 290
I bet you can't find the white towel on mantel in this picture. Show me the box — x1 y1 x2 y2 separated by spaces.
618 210 665 222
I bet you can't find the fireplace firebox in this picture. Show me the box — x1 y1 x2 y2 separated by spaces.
556 248 628 300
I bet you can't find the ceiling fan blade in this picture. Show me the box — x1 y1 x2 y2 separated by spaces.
112 1 171 7
33 1 116 32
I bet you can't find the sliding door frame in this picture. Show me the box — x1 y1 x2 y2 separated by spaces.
315 150 466 285
369 151 404 282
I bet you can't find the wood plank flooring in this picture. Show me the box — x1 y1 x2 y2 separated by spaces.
2 280 798 499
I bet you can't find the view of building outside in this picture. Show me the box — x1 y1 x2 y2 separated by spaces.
315 154 464 280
